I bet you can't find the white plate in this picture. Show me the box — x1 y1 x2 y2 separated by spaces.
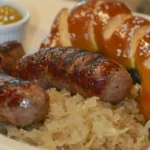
0 0 150 150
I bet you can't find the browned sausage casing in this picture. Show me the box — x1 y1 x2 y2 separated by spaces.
13 47 132 103
0 41 49 126
0 70 49 126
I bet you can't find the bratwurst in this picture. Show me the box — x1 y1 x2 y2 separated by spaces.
0 70 49 126
13 47 132 103
0 41 49 126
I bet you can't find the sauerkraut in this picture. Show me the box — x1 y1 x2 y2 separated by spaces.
1 84 150 150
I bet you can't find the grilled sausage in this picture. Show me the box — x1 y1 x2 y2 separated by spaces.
0 41 25 73
0 41 49 126
0 70 49 126
13 47 132 103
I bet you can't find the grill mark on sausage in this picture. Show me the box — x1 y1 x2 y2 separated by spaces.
83 55 107 74
50 48 75 65
87 55 106 67
18 47 62 69
13 47 132 103
50 50 93 78
62 50 90 66
0 78 24 92
71 55 107 96
47 49 110 96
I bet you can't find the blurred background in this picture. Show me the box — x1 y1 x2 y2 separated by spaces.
73 0 150 15
120 0 150 15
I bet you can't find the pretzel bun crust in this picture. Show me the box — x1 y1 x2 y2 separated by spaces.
68 1 98 52
41 8 71 48
40 0 150 120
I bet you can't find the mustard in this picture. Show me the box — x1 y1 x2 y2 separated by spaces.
0 5 22 25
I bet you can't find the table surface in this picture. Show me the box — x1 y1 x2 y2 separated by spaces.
13 0 76 53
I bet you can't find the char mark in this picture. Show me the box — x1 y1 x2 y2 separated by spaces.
62 50 90 66
84 54 107 73
0 78 24 92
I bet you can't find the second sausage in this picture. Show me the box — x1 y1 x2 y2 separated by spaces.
13 47 132 103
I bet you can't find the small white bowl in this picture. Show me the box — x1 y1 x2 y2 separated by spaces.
0 0 30 44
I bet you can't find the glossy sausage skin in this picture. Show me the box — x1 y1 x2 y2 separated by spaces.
0 41 49 126
0 70 49 126
13 47 132 103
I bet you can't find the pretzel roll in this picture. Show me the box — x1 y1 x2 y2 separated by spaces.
104 16 150 68
68 1 98 52
134 31 150 119
93 0 132 52
41 8 71 48
40 0 150 119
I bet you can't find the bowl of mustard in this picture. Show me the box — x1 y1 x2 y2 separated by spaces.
0 0 30 44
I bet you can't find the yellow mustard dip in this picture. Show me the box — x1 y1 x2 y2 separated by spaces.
0 5 22 25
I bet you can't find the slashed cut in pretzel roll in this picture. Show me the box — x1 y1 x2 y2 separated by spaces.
40 0 150 120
